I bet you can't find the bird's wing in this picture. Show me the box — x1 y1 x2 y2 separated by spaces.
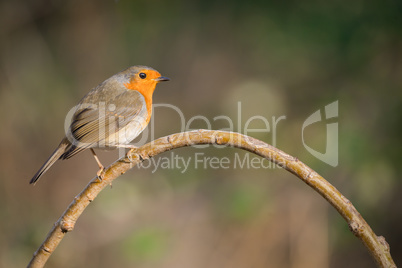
62 90 145 159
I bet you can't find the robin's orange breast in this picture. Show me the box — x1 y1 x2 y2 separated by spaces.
124 82 155 123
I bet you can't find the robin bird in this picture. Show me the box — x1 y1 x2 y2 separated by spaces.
30 65 169 184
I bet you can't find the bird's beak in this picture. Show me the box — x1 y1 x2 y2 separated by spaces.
154 76 170 82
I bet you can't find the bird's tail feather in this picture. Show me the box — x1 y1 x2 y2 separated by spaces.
30 139 69 185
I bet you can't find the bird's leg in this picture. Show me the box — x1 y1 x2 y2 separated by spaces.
90 149 105 182
115 144 140 163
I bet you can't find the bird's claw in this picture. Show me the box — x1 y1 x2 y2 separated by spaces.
96 166 105 182
127 151 144 163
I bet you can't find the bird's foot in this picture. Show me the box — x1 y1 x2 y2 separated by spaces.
127 150 144 163
96 166 105 182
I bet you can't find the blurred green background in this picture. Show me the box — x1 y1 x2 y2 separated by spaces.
1 0 401 267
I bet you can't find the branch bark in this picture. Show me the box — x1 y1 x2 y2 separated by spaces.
27 130 396 268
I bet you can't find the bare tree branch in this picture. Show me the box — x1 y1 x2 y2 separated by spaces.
27 130 396 268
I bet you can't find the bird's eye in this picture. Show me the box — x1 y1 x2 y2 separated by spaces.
139 72 146 79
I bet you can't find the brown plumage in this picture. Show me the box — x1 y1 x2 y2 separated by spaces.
30 65 169 184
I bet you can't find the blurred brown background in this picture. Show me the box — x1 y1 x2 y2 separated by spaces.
1 0 401 267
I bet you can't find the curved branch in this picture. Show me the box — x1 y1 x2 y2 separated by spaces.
27 130 396 268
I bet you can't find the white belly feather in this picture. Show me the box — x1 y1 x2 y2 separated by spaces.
114 95 148 145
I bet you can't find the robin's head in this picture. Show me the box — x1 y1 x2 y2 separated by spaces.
122 66 169 93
